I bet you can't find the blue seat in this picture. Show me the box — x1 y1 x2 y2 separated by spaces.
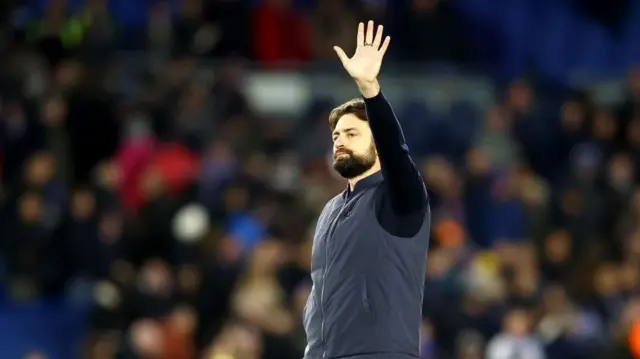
450 0 632 80
400 101 440 156
573 21 617 74
0 299 87 359
447 101 481 150
496 0 532 78
623 2 640 66
400 101 432 126
531 3 577 82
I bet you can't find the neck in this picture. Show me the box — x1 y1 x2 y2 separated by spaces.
348 162 381 191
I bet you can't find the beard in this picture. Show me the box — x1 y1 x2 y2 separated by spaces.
332 144 376 179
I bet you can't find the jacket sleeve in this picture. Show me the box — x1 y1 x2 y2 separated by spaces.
363 92 428 213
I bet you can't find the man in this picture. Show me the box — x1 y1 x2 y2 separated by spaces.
303 21 431 359
485 309 545 359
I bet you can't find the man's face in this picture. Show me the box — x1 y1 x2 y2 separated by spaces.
331 114 377 179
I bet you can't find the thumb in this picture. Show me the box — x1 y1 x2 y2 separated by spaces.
333 46 349 66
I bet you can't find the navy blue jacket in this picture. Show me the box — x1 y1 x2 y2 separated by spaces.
303 92 431 359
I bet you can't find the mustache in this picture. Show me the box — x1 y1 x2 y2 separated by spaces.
334 149 352 158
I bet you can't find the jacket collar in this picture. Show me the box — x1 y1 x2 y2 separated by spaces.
343 171 383 199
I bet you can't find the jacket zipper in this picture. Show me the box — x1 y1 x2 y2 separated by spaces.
321 202 349 359
321 250 327 358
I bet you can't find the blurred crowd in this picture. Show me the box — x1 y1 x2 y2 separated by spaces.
1 0 640 359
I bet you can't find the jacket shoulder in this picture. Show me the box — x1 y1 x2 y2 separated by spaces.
312 194 343 238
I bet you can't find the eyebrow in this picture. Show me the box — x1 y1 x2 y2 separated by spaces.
332 128 359 137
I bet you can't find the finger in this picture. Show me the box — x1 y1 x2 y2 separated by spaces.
379 36 391 55
333 46 349 66
373 25 384 48
366 20 374 45
357 22 364 47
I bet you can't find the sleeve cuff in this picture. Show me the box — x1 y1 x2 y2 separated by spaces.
363 91 386 106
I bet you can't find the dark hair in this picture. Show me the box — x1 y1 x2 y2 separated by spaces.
328 98 368 131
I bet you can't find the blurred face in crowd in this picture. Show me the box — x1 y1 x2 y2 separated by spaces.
18 192 44 224
94 161 121 190
594 263 620 297
232 323 262 359
250 240 285 276
139 259 172 296
54 60 82 89
513 266 539 299
541 285 568 313
622 298 640 326
89 334 119 359
485 106 509 132
141 168 166 199
217 323 262 359
503 309 531 336
456 331 484 359
70 188 96 221
519 173 548 207
169 306 197 337
420 319 434 341
505 80 532 112
544 229 572 264
422 156 461 196
41 96 67 126
129 319 163 357
25 152 55 186
592 110 617 141
98 212 122 243
607 153 634 191
465 148 491 176
560 100 585 132
332 114 378 179
619 263 639 292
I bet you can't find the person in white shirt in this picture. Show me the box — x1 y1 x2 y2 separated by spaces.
486 309 546 359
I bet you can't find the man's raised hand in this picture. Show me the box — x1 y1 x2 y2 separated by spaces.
333 21 390 98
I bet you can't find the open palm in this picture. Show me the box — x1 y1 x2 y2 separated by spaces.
334 21 391 83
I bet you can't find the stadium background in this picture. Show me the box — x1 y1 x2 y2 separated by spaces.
1 0 640 358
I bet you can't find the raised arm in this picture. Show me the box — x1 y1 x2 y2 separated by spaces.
334 21 427 213
364 90 427 212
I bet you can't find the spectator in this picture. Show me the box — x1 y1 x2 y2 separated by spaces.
251 0 311 67
309 0 357 62
485 309 546 359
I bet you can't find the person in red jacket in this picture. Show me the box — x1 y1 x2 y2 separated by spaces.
251 0 311 67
